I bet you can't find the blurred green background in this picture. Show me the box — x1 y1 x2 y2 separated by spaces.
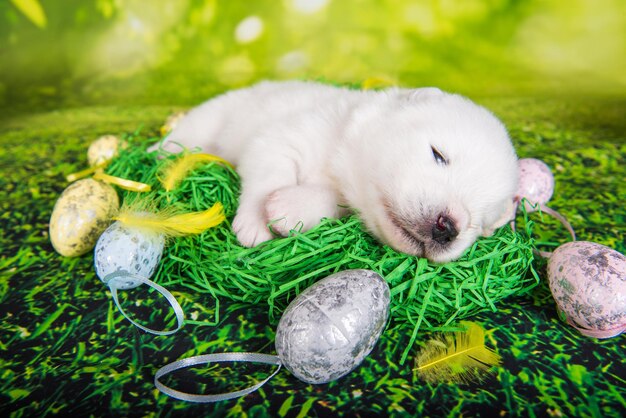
2 0 625 115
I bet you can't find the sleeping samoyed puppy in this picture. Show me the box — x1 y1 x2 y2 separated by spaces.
153 81 518 262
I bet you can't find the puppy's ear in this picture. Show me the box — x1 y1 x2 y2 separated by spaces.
406 87 444 101
481 198 516 237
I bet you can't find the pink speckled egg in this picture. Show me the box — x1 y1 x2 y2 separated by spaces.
516 158 554 212
547 241 626 339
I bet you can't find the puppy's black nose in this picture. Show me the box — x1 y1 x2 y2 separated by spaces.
432 215 458 245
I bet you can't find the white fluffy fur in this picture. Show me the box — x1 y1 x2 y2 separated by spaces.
152 81 518 262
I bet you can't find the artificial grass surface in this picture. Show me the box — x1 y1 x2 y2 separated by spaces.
1 96 625 417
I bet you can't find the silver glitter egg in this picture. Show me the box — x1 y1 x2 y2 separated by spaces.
94 221 165 289
275 269 390 384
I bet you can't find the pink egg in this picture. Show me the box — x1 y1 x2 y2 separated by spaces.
516 158 554 212
547 241 626 338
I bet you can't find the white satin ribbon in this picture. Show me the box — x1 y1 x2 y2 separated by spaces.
154 352 282 402
511 199 577 258
104 272 185 336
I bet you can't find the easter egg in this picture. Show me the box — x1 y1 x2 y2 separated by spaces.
87 135 128 166
547 241 626 338
94 221 165 289
49 179 119 257
275 269 390 384
516 158 554 212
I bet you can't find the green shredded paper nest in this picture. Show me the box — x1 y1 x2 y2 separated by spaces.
107 134 540 361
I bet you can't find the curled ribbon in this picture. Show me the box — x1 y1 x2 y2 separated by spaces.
65 161 108 182
65 164 151 192
104 272 185 336
154 352 282 402
93 172 152 192
512 199 577 258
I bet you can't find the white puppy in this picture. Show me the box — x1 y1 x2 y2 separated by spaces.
154 81 518 262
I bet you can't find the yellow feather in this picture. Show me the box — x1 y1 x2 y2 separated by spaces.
114 202 225 237
415 322 501 384
159 153 234 192
361 76 396 90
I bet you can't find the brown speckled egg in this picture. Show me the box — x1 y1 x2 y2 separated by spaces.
547 241 626 338
516 158 554 212
87 135 128 166
49 179 119 257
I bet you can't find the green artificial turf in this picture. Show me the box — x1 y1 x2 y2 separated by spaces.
1 96 625 417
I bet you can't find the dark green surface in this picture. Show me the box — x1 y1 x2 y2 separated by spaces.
1 97 624 417
1 1 625 415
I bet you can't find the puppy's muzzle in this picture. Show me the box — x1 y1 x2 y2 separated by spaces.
432 214 458 245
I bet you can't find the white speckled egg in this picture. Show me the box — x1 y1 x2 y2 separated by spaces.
516 158 554 212
49 179 119 257
94 221 165 289
275 269 390 384
547 241 626 338
87 135 128 166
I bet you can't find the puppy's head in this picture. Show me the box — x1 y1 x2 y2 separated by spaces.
335 88 518 262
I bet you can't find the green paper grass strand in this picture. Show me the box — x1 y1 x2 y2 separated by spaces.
106 136 539 362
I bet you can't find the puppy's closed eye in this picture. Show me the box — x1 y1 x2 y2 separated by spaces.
431 146 448 165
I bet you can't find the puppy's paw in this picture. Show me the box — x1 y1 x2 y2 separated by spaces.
265 190 301 236
265 185 340 236
232 211 273 247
